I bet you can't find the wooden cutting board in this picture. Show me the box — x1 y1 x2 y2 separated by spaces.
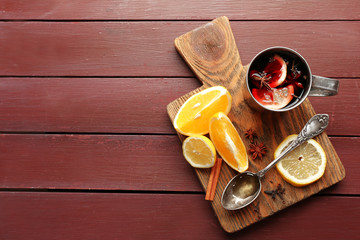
167 16 345 233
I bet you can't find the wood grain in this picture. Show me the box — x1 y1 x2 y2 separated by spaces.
0 134 356 194
0 192 359 240
0 21 359 77
326 137 359 195
0 77 201 133
0 134 201 191
0 0 358 238
1 0 359 20
309 79 360 136
0 78 358 135
168 16 345 232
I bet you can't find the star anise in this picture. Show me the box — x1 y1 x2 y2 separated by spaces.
250 71 272 90
248 142 267 160
244 128 257 143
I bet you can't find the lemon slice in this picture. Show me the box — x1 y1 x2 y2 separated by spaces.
275 134 327 187
209 112 248 172
182 135 216 168
173 86 232 136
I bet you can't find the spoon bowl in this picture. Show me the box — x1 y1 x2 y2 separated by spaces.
221 172 261 210
221 114 329 211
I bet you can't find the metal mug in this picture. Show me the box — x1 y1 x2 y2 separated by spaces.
245 46 339 112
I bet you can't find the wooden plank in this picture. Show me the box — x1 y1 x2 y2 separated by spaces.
309 78 360 136
0 77 201 133
0 192 358 239
1 0 359 20
168 17 345 232
0 21 359 77
0 77 357 135
326 137 359 195
0 134 357 194
0 134 201 191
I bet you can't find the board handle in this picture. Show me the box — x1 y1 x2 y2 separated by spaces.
174 16 244 92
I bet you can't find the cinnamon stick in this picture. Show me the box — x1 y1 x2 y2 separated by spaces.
210 158 222 200
205 162 217 200
205 158 223 201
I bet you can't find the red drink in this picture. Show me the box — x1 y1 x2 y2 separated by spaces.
248 53 309 110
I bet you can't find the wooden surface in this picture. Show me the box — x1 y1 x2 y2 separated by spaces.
0 1 359 239
1 22 359 77
168 16 345 232
1 0 359 20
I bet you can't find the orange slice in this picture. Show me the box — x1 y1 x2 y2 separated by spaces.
173 86 232 136
266 54 287 88
209 112 248 172
252 84 294 110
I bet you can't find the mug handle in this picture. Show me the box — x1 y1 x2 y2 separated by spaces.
309 75 339 96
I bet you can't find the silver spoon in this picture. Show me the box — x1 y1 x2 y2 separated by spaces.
221 114 329 210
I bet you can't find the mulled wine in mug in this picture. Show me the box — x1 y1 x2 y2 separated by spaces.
245 47 339 112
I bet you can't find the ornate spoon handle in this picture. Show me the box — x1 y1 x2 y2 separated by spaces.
257 114 329 178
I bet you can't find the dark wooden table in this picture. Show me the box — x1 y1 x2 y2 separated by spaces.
0 1 359 239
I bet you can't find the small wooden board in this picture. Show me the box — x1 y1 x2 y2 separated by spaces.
167 16 345 233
